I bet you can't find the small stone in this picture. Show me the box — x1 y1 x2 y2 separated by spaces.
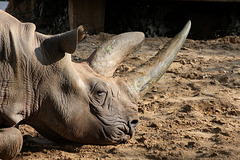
186 141 196 148
181 104 192 113
211 117 225 125
43 149 48 154
212 127 221 134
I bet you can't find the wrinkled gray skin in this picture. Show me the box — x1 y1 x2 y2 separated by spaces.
0 10 191 159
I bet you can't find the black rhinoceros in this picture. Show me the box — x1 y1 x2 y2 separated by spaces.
0 10 191 159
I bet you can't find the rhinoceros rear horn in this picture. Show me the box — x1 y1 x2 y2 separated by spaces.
127 21 191 97
88 32 145 77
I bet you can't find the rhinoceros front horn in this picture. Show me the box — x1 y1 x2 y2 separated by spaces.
127 21 191 97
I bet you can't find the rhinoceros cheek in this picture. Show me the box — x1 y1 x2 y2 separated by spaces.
65 117 106 144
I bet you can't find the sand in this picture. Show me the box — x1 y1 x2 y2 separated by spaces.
16 33 240 160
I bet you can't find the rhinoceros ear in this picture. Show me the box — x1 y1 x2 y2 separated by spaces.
39 26 86 64
57 25 86 53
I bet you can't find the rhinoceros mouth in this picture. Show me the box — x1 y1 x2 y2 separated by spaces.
103 125 131 143
98 117 133 144
117 123 132 137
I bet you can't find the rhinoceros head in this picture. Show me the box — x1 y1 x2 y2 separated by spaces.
0 11 190 145
33 22 190 144
55 63 140 144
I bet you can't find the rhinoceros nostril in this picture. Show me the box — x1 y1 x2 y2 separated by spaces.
129 119 139 133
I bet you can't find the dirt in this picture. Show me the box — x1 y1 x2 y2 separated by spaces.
15 33 240 160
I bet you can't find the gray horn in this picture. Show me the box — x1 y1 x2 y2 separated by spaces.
127 21 191 97
88 32 145 77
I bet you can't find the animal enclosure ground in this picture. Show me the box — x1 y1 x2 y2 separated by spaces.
16 34 240 160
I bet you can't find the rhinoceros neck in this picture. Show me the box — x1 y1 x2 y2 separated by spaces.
0 11 76 127
0 52 46 126
0 53 72 127
0 20 48 126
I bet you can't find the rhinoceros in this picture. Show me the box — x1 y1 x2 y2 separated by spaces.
0 10 191 159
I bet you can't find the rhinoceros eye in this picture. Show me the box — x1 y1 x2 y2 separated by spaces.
91 82 108 106
97 90 105 96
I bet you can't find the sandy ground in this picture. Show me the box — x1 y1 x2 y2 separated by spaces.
15 33 240 160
